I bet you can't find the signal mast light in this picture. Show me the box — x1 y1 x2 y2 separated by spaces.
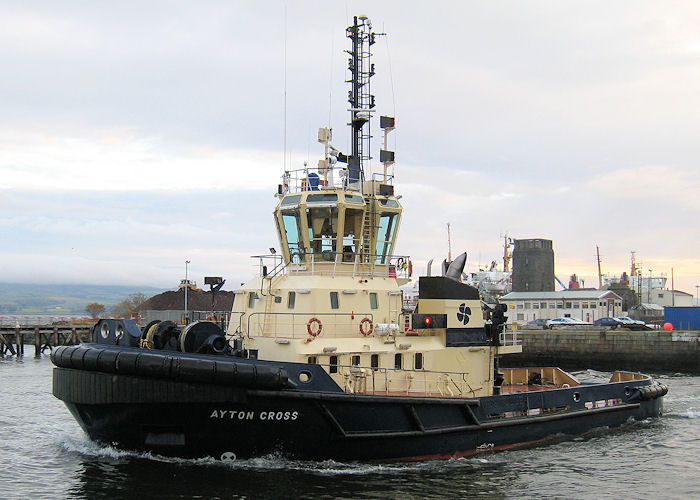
424 316 432 327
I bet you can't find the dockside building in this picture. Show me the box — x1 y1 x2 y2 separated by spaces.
500 289 623 324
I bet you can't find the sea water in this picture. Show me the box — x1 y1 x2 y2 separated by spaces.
0 357 697 499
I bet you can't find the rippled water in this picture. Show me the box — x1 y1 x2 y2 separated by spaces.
0 357 697 499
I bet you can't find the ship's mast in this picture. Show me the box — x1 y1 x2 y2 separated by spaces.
345 15 378 186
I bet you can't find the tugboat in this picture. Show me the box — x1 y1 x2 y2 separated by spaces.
52 16 667 462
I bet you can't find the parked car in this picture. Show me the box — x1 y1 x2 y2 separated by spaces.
527 319 549 329
615 316 646 326
594 317 624 328
547 317 592 328
615 316 650 330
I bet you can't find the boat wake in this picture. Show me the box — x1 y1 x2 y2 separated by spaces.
57 433 497 474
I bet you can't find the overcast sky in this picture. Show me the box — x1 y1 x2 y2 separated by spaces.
1 1 699 296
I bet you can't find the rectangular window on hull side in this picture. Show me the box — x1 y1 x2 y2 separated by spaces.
330 291 339 309
371 354 379 370
248 292 258 309
329 355 338 374
414 353 423 370
370 292 378 309
288 291 296 309
394 353 402 370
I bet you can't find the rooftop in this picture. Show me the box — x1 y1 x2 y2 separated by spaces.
501 290 621 300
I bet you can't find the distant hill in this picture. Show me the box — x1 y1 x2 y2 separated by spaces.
0 283 166 315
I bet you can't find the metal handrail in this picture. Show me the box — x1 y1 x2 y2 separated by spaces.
499 328 521 346
280 165 395 194
312 362 476 397
246 311 375 339
252 252 411 279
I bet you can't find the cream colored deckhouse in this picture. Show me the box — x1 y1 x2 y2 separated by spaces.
226 14 521 399
226 131 521 398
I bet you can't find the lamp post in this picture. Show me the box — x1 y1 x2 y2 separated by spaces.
696 285 699 305
185 260 190 324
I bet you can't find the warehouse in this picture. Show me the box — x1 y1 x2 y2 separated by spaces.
499 289 623 324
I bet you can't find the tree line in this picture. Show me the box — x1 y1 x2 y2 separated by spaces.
85 293 147 319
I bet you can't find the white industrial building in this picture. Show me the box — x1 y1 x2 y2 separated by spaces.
642 289 694 308
499 290 623 324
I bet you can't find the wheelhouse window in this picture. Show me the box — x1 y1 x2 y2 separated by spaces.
342 208 364 262
307 193 338 202
281 210 304 263
344 194 364 204
330 291 339 309
375 213 398 264
281 194 302 206
307 206 338 261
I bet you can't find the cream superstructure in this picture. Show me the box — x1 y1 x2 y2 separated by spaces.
226 150 521 398
226 15 520 398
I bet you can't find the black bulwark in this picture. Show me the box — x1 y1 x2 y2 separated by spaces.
418 276 480 300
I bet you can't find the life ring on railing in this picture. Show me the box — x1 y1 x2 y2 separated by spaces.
359 317 374 336
307 317 322 337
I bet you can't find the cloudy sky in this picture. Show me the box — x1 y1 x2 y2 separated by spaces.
1 1 699 296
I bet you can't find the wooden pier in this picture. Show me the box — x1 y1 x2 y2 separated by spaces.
0 325 92 358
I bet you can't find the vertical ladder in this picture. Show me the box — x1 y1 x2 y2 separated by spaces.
261 278 275 336
361 196 375 265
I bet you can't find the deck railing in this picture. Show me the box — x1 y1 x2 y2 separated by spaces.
316 362 480 398
251 253 411 280
245 312 377 339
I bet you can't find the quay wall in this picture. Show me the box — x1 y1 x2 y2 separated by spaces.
501 328 700 374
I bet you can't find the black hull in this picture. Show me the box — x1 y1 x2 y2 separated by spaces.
52 345 666 462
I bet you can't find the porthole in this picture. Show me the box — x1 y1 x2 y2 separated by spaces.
624 386 631 396
573 392 581 402
299 371 312 383
100 322 110 339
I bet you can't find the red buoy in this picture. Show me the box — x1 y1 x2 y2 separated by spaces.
663 322 673 331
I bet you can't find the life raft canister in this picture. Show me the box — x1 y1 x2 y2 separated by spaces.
307 317 323 337
359 317 374 336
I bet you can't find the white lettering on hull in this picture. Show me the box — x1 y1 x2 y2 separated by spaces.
210 409 299 421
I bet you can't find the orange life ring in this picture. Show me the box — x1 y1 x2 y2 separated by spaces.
307 317 322 337
359 317 374 336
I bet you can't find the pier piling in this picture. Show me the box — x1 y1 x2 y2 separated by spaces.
0 324 92 358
